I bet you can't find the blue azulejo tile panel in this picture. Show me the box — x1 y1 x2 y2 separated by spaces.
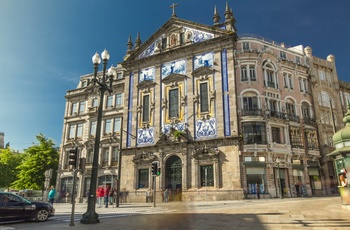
194 52 214 70
127 72 134 147
162 59 186 78
195 118 217 138
221 49 231 136
137 127 154 145
139 67 155 82
162 122 187 135
183 27 213 43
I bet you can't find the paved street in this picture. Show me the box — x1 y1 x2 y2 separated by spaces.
1 197 349 230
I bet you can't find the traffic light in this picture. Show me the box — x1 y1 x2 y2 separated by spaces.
68 147 79 169
157 166 161 176
151 161 158 176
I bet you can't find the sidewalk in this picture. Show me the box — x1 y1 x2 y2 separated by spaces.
2 197 350 230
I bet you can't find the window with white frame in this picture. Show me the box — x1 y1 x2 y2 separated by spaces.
296 56 301 64
68 123 84 139
92 98 99 107
112 146 119 162
113 117 121 133
242 96 258 111
243 42 250 51
117 73 123 79
280 51 286 60
241 66 248 81
283 73 293 89
115 93 123 107
169 88 179 118
301 102 311 118
90 121 96 136
271 127 282 144
326 72 332 83
299 78 308 93
106 95 113 108
318 91 332 107
199 82 209 113
285 101 295 115
81 80 88 88
240 64 256 81
71 102 78 115
79 101 85 114
104 117 121 134
104 119 113 134
102 148 109 162
264 63 277 89
86 150 93 163
318 70 325 81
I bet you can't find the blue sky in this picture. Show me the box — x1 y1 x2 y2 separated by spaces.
1 0 349 151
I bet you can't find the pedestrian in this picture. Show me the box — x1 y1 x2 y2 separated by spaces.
109 187 115 205
48 185 56 206
104 185 110 208
96 185 104 208
146 189 151 203
163 189 169 203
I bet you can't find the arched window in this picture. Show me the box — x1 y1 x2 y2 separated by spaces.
263 62 278 89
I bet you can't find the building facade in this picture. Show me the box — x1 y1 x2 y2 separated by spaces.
57 3 347 202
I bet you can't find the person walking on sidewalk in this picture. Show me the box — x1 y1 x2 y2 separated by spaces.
163 189 169 203
104 185 110 208
96 185 104 208
48 186 56 206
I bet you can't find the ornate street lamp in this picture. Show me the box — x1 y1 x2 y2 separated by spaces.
81 49 116 224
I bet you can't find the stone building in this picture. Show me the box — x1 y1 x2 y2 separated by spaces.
57 3 347 202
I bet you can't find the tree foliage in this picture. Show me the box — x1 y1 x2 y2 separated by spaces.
11 134 59 190
0 148 23 189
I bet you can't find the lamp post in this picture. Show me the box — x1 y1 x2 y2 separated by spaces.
276 158 283 199
81 49 116 224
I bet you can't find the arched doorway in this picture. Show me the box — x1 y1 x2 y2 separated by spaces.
165 155 182 201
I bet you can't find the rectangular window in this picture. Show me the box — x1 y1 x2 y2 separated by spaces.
246 167 266 194
243 42 250 51
285 103 295 115
242 97 258 111
249 66 256 81
169 88 179 118
280 51 286 60
142 95 150 122
296 56 300 64
106 95 113 108
102 148 109 162
162 38 167 49
69 125 76 139
87 150 93 163
241 66 248 81
71 102 78 115
115 93 123 107
271 127 281 143
180 32 185 44
79 101 85 114
200 165 214 186
81 81 88 87
199 82 209 113
92 98 99 107
138 169 149 188
113 117 121 133
90 121 96 136
105 119 112 134
319 70 325 81
76 124 83 138
243 122 267 144
112 147 119 162
117 73 123 79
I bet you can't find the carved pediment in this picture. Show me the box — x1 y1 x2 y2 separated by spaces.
133 152 157 164
162 73 187 84
192 146 220 160
192 66 214 77
137 79 157 89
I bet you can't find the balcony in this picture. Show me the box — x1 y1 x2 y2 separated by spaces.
285 113 300 123
303 117 316 126
240 109 263 117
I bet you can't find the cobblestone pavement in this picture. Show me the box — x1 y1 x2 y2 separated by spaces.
1 197 349 230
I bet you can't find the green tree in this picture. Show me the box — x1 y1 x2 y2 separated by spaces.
0 148 23 189
11 134 59 190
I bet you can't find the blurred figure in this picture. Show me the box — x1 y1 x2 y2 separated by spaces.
48 186 56 206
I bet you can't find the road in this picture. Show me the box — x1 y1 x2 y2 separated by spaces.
0 197 349 230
